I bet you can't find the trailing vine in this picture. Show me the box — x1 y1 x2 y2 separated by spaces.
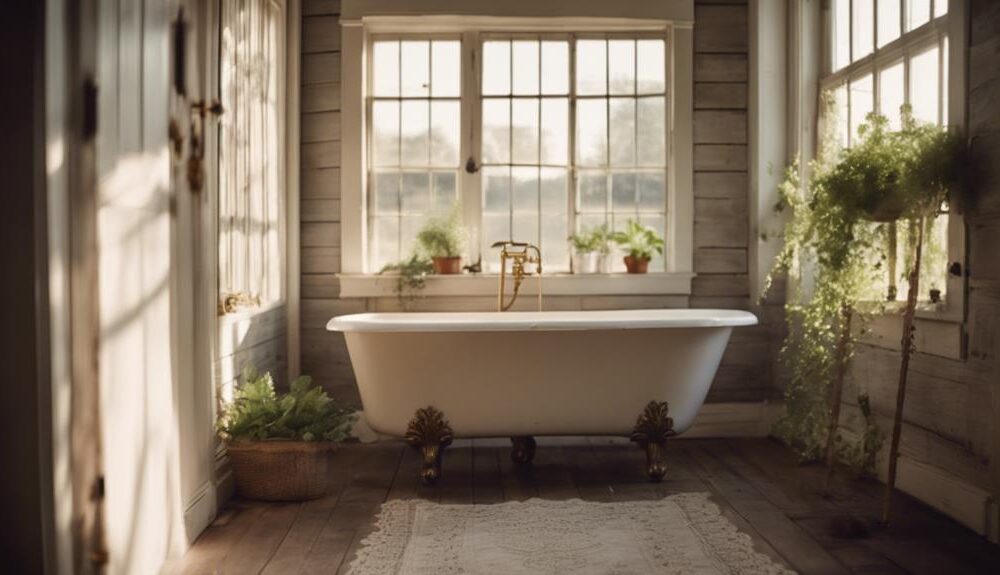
764 92 885 470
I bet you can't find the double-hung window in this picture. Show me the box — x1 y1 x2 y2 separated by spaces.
821 0 963 311
365 34 669 274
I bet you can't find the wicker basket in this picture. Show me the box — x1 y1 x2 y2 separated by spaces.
227 441 333 501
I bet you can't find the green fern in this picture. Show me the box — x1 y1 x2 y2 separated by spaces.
218 367 356 442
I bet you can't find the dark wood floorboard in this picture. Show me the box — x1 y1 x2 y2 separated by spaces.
176 438 1000 575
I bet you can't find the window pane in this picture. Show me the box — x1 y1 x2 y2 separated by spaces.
832 0 851 71
372 41 399 97
430 100 460 166
910 45 939 124
934 0 947 17
906 0 931 31
483 41 510 95
608 40 636 95
511 99 540 164
636 40 665 93
638 172 666 212
400 172 430 213
372 100 399 166
879 62 905 130
576 98 608 166
540 167 568 214
432 172 458 211
577 171 607 212
853 0 874 61
512 41 540 95
541 41 569 95
540 98 569 165
400 41 430 97
611 172 637 211
942 37 949 125
832 83 849 148
482 167 511 214
373 171 400 213
609 98 636 166
636 97 666 166
878 0 901 48
371 216 399 270
400 100 429 165
512 167 539 213
577 40 607 95
431 41 460 97
849 74 874 145
482 99 510 164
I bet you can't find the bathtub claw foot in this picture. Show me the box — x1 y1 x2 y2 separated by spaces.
405 406 453 485
510 436 537 465
631 401 676 482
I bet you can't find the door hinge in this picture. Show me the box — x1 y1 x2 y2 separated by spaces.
83 77 98 142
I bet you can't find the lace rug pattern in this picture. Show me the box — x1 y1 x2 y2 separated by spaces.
347 493 795 574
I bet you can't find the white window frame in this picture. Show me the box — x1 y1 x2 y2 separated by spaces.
338 0 695 297
820 0 967 326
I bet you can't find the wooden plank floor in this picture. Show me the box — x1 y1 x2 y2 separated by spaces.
166 438 1000 574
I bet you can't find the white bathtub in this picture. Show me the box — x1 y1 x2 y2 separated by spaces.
328 309 756 439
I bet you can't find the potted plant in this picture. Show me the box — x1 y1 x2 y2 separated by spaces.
568 224 610 274
218 367 355 501
612 219 664 274
416 209 465 274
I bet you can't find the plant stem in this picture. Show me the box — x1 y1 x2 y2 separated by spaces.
824 303 853 487
882 215 925 525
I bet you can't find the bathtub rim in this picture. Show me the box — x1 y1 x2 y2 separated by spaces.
327 309 758 333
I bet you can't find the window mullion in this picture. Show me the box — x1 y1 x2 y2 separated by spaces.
461 31 482 264
568 37 578 243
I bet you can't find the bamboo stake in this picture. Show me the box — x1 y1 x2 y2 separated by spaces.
824 303 853 486
881 216 925 525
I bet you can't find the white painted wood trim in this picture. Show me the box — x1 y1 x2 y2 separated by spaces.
338 272 695 298
182 480 217 544
341 0 694 24
287 0 302 377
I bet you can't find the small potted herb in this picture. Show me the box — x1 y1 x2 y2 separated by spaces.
612 219 664 274
416 210 465 274
568 224 610 274
218 367 355 501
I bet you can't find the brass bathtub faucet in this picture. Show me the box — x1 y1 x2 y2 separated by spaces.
492 241 542 312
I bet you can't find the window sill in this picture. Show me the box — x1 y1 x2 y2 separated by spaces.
337 272 695 299
855 300 963 324
854 301 965 361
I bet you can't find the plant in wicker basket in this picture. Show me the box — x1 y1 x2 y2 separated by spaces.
218 367 356 501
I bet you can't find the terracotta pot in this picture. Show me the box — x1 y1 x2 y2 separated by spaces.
624 255 650 274
432 256 462 274
227 441 333 501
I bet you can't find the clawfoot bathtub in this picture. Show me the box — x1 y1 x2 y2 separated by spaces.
328 309 757 483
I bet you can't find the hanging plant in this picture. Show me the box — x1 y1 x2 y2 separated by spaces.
764 92 886 471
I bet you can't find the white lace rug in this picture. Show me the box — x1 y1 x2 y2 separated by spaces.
347 493 794 574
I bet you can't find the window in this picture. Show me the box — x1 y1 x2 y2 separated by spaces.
822 0 956 307
218 0 286 310
369 39 462 270
364 32 671 274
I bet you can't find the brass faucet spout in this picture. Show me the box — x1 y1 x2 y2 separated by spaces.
493 241 543 312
